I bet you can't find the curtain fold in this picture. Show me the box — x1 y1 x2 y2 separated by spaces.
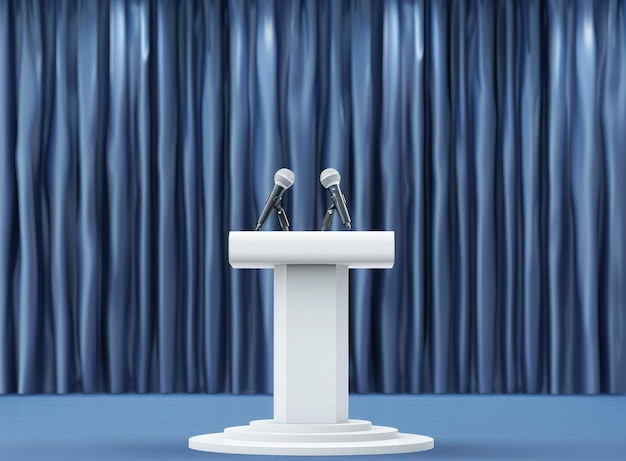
0 0 17 394
0 0 625 394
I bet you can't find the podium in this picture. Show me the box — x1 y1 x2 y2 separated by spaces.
189 231 434 455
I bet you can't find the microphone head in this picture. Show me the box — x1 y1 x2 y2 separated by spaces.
320 168 340 188
274 168 295 189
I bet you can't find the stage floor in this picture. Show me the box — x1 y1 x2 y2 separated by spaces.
0 394 624 460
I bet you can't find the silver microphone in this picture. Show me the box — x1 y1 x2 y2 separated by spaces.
320 168 351 230
255 168 295 231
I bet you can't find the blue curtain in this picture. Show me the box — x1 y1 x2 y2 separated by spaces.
1 0 625 394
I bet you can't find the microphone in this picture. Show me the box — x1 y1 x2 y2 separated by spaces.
255 168 295 231
320 168 351 230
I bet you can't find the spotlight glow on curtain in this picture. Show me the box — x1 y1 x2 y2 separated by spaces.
0 0 625 394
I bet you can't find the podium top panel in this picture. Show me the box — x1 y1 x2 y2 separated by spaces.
229 231 394 269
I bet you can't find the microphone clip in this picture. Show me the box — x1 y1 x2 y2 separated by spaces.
321 204 335 231
255 195 291 231
273 196 291 231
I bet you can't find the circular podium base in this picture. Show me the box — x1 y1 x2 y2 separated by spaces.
189 419 434 456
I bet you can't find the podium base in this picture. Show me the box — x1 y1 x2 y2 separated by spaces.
189 419 434 456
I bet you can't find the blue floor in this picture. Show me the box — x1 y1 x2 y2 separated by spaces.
0 394 624 460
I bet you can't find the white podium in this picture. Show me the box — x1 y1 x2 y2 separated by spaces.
189 231 434 456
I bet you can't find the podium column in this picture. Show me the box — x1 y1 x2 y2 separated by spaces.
273 264 348 424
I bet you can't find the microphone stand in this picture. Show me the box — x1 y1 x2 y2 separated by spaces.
321 204 335 231
274 196 291 231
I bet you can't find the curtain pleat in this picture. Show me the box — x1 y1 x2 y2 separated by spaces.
571 0 601 393
15 0 45 394
107 0 131 394
227 0 261 394
600 0 626 393
451 0 472 394
429 0 453 394
498 0 519 394
129 0 154 394
201 0 227 394
546 0 575 394
349 0 376 394
0 0 17 394
49 0 78 394
76 0 105 393
1 0 625 394
405 0 427 394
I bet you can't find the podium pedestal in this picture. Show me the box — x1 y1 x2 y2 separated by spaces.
189 232 434 456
